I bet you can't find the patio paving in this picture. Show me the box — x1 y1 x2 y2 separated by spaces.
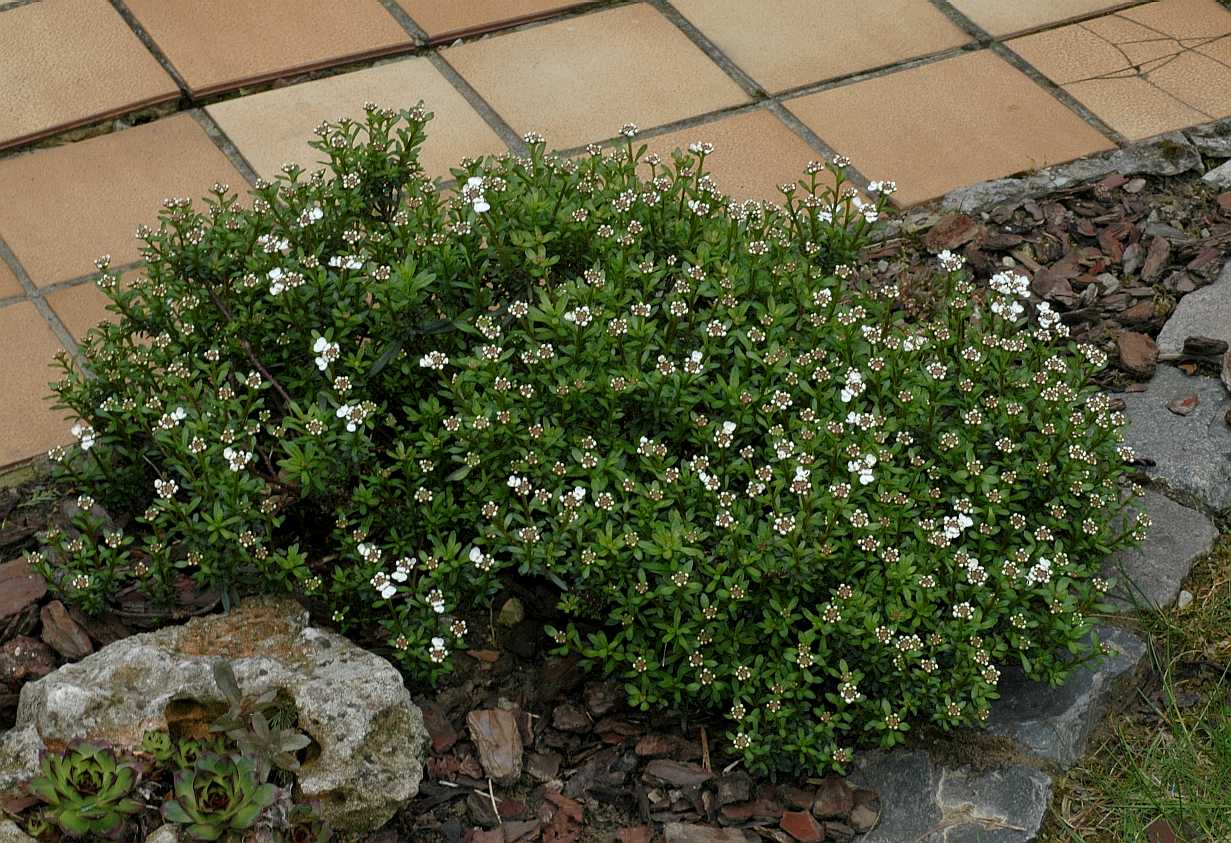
1009 0 1231 140
1 0 1230 469
0 113 244 287
671 0 971 93
395 0 592 43
785 50 1116 206
207 56 507 181
121 0 416 96
440 4 750 149
0 0 178 151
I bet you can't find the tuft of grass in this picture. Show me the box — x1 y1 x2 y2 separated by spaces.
1045 537 1231 842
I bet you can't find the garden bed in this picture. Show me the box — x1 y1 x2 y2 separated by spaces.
4 112 1231 841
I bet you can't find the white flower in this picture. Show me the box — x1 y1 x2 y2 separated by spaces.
222 447 253 472
268 267 286 296
937 250 965 271
154 478 178 499
722 421 736 435
472 199 490 214
328 255 364 270
172 406 187 422
419 351 448 370
313 337 340 371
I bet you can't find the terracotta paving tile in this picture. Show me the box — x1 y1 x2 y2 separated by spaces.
0 114 244 287
208 57 508 181
947 0 1131 37
44 282 120 346
443 3 749 150
1009 0 1231 140
671 0 970 92
0 0 178 150
122 0 415 96
629 110 823 202
0 303 71 467
786 51 1115 206
395 0 591 42
0 261 21 300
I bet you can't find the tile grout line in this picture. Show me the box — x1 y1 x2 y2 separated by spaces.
106 0 193 98
926 0 1129 147
428 54 528 158
189 109 261 188
0 239 84 361
651 0 876 189
648 0 766 100
375 0 430 42
988 42 1129 147
765 102 873 193
374 0 527 157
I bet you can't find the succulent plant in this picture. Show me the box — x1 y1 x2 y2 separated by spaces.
285 802 332 843
209 661 312 782
28 742 142 839
142 730 175 764
161 753 277 841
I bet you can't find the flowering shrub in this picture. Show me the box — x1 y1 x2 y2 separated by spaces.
40 105 1140 774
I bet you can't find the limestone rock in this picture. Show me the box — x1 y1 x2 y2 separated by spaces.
0 821 36 843
144 826 179 843
851 751 1051 843
0 597 427 833
1156 260 1231 356
986 626 1146 767
1120 366 1231 512
1102 490 1217 612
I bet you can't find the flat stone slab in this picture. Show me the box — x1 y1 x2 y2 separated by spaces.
986 626 1146 768
1102 489 1217 612
1120 365 1231 512
1186 118 1231 159
1156 260 1231 357
850 750 1051 842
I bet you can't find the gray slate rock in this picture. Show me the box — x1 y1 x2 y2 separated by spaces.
850 751 1051 842
1186 118 1231 158
1156 259 1231 356
0 597 427 833
943 132 1201 212
1102 489 1217 611
1120 365 1231 512
1203 159 1231 189
986 626 1146 767
0 821 36 843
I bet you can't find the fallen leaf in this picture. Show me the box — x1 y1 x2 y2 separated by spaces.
1178 361 1199 376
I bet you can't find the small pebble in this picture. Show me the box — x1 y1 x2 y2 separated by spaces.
1176 590 1193 610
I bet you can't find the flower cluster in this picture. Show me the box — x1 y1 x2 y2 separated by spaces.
41 105 1135 773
